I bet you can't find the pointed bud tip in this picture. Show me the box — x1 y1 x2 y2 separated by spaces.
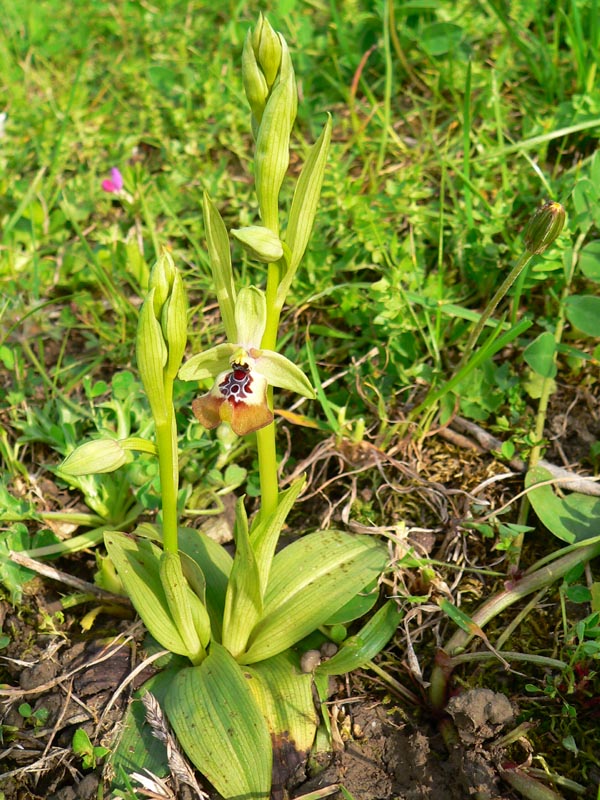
523 201 566 255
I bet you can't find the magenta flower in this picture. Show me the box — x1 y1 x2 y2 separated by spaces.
101 167 124 194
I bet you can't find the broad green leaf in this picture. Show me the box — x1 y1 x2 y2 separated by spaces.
572 178 600 231
241 531 387 663
579 240 600 283
324 577 380 625
250 476 306 596
421 21 463 56
178 526 232 642
245 650 317 776
522 331 557 378
526 466 600 544
203 192 237 342
104 532 189 656
564 295 600 337
165 643 272 799
279 115 332 307
159 551 210 664
108 669 173 791
222 499 263 657
316 601 403 676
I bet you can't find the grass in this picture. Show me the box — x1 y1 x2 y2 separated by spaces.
2 0 600 796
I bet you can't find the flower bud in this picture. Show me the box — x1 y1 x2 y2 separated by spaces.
523 201 566 255
231 225 284 263
251 14 282 90
60 439 128 476
243 15 284 131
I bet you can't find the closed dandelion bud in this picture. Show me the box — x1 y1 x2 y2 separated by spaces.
60 438 128 476
231 225 284 263
523 201 566 255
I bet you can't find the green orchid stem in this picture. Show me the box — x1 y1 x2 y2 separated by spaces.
256 259 285 519
156 381 180 554
429 537 600 711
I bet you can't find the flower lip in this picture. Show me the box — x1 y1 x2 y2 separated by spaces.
219 362 254 405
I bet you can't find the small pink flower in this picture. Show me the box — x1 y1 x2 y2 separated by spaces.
101 167 124 194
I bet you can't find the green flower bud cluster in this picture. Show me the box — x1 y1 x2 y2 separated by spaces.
137 250 188 421
243 15 297 235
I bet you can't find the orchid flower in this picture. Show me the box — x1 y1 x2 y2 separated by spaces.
102 167 124 194
178 287 314 436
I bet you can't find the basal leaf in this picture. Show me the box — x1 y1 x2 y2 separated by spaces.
222 499 263 657
522 331 557 378
316 601 403 676
165 643 272 799
245 650 317 784
241 531 387 663
104 532 188 656
178 526 232 641
564 295 600 337
526 466 600 544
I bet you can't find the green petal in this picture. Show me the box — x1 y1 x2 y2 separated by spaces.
235 286 267 347
178 343 237 381
256 350 315 399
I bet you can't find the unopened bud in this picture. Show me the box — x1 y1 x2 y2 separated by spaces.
61 439 127 476
523 201 566 255
231 225 284 263
251 14 282 90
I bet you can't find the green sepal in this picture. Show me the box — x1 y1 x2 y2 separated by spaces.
278 115 332 309
136 287 168 421
256 350 315 398
159 551 210 664
235 286 267 348
178 342 236 382
241 531 388 663
222 499 263 658
203 192 237 342
316 600 403 676
104 532 193 657
60 438 128 476
164 643 272 799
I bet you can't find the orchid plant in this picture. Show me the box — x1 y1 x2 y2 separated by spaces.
61 15 400 798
